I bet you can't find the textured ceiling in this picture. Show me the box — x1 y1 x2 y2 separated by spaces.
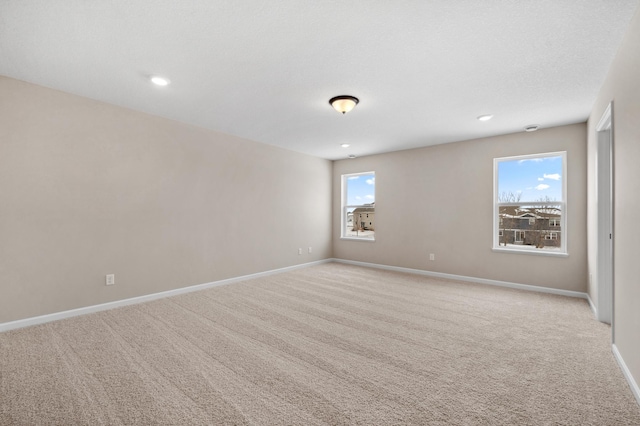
1 1 638 160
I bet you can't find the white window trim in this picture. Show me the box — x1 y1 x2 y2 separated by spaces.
492 151 568 256
341 171 376 242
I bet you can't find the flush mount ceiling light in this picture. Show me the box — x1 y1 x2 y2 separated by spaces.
329 95 359 114
348 154 357 159
341 143 350 148
477 114 493 121
150 76 170 86
524 125 539 132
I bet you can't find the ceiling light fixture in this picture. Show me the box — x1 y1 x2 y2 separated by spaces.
477 114 493 121
341 143 350 148
329 95 359 114
524 125 539 132
150 76 170 86
348 154 357 159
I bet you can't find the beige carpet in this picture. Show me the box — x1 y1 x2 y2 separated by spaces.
1 263 639 425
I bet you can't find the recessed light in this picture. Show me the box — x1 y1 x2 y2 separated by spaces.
348 154 357 159
150 76 170 86
524 125 539 132
477 114 493 121
341 143 350 148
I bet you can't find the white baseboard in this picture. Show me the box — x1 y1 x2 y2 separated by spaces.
612 344 640 406
587 294 598 318
0 259 332 333
0 257 594 332
332 258 589 300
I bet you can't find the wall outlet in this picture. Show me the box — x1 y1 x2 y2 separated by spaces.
106 274 115 286
429 253 435 261
308 247 312 254
298 248 302 255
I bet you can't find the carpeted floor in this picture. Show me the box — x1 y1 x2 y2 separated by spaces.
1 262 639 425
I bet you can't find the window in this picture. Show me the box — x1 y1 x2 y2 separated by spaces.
342 172 375 240
494 152 566 254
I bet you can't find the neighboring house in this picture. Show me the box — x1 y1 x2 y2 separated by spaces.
347 212 354 226
352 206 375 231
498 206 561 248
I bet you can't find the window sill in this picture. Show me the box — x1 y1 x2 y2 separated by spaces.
340 237 376 242
492 247 568 257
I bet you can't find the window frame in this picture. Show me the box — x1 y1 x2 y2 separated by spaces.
341 171 376 242
493 151 568 256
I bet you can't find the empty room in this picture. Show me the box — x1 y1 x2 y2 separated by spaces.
1 1 640 424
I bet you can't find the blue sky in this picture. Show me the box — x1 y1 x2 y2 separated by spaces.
347 173 375 205
498 156 563 202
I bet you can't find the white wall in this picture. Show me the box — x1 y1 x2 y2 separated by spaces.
588 4 640 396
0 76 332 323
334 123 588 292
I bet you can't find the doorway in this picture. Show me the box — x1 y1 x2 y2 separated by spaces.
595 102 613 330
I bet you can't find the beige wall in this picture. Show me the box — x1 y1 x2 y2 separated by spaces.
333 123 588 292
588 5 640 395
0 76 332 323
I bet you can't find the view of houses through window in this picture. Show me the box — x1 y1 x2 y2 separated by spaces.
342 172 375 240
494 152 566 253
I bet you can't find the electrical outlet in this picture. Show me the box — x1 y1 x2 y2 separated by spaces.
308 247 312 254
298 248 302 255
429 253 435 261
106 274 115 286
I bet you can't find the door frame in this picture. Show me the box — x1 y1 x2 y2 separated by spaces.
595 102 614 333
